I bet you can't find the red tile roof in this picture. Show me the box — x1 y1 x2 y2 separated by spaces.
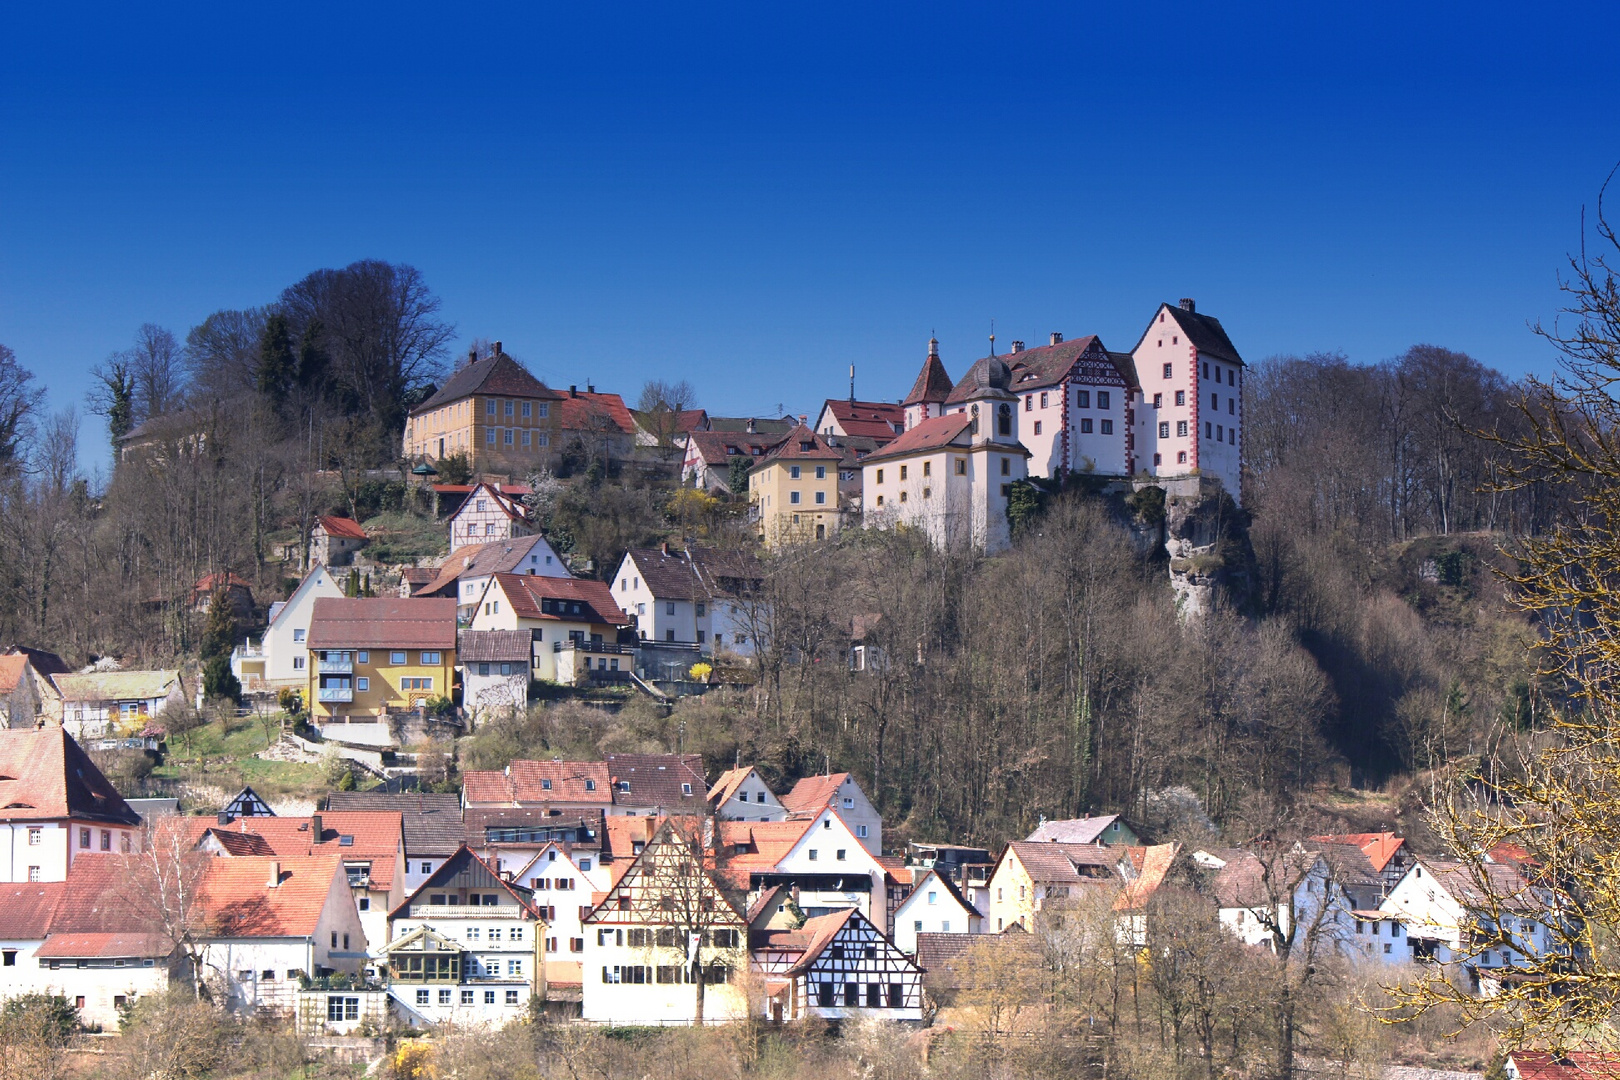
904 347 954 406
306 597 458 650
318 516 368 541
1310 832 1405 873
1509 1053 1620 1079
492 574 628 627
687 430 781 467
606 753 708 809
708 767 755 806
755 424 842 466
1115 843 1179 911
462 760 613 806
555 391 636 436
457 630 533 663
0 728 142 825
0 881 64 939
0 655 30 694
860 413 974 463
198 854 347 938
821 400 905 443
35 932 173 959
188 812 404 890
779 773 852 816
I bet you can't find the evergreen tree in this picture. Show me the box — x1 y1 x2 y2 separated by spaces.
256 313 296 410
296 318 328 394
98 358 136 447
202 655 241 704
199 586 236 663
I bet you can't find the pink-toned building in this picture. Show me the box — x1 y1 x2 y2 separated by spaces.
1129 299 1244 503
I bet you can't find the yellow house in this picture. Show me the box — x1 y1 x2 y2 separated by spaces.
984 841 1121 932
402 345 562 474
748 423 843 547
305 598 458 722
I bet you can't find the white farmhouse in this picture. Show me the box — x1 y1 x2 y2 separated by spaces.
232 566 345 692
415 533 570 621
0 727 144 882
709 766 789 823
1380 857 1560 976
891 867 981 955
457 630 532 723
750 906 924 1023
467 574 630 685
611 544 763 656
52 670 187 739
780 773 882 857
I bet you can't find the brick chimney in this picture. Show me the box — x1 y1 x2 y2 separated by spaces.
569 385 578 397
1049 332 1063 346
1179 298 1196 313
1010 341 1024 354
267 860 282 888
493 340 503 354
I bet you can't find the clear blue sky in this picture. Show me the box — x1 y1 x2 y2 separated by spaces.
3 1 1618 470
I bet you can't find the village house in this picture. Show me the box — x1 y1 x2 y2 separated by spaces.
604 753 710 817
721 808 892 934
305 597 458 737
231 566 346 693
632 406 708 456
1379 856 1562 978
1026 814 1141 847
749 906 924 1023
309 516 369 568
709 766 789 823
457 630 532 722
863 352 1031 554
191 572 255 618
0 728 143 882
462 759 615 816
1204 847 1373 955
581 818 752 1026
187 810 407 957
53 669 186 739
0 648 66 728
748 424 844 546
1128 299 1245 500
384 845 546 1027
196 854 370 1013
554 385 638 467
611 544 763 656
403 345 562 473
891 867 981 954
448 481 535 553
780 773 882 857
324 791 467 893
983 841 1120 932
812 398 905 446
1312 830 1412 891
681 420 791 492
466 573 630 685
414 533 570 620
503 838 611 994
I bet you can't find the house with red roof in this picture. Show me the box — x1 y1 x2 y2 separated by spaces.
812 398 905 447
310 516 369 568
709 766 788 823
680 417 795 492
467 573 630 685
781 772 881 856
0 727 143 881
304 597 458 734
554 385 637 469
749 906 923 1023
0 649 65 728
1507 1051 1620 1079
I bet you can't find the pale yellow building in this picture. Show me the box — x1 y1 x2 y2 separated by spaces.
306 598 458 723
403 346 562 474
748 424 843 547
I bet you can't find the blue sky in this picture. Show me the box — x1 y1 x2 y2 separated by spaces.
3 1 1618 469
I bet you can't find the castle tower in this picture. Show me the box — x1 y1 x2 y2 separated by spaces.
902 337 954 431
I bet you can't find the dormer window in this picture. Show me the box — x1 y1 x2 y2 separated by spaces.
800 441 814 452
541 779 552 790
585 780 596 792
617 781 630 793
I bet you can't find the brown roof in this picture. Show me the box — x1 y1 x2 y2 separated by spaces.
1163 304 1243 366
687 430 781 467
904 346 954 406
0 728 141 826
916 929 1038 989
622 545 762 603
1027 815 1126 845
707 416 795 435
492 574 628 626
389 844 540 920
4 646 70 676
457 630 535 663
35 932 173 959
1005 336 1108 391
780 773 853 816
417 534 556 597
821 400 905 443
323 791 466 857
1007 841 1121 886
861 413 974 463
606 753 707 809
317 516 368 541
414 352 561 415
755 424 843 468
306 597 458 650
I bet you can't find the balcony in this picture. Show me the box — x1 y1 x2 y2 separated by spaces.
319 656 354 674
553 640 635 655
407 904 523 919
318 687 354 703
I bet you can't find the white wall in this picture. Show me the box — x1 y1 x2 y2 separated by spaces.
892 872 978 954
263 568 344 687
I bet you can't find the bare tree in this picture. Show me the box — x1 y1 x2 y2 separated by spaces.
637 379 699 460
125 323 187 422
117 819 213 999
0 344 43 475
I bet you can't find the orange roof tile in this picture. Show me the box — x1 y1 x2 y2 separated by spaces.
188 813 403 890
779 774 850 815
0 728 141 825
198 855 347 938
318 516 368 541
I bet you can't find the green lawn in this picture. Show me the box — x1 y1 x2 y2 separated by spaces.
152 712 331 801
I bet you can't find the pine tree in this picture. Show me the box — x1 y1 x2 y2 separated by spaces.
256 313 296 411
199 585 236 663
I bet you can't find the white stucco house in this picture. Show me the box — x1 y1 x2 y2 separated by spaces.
708 766 789 823
231 566 346 692
892 867 982 955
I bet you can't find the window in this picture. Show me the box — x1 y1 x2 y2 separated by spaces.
815 490 826 504
1163 363 1173 379
696 601 706 617
815 465 826 479
789 490 801 505
1383 942 1392 954
1176 421 1188 437
357 677 369 691
2 950 13 967
508 960 523 976
486 429 496 444
1000 458 1010 476
954 458 966 475
416 989 430 1005
26 828 39 846
506 990 520 1005
390 651 406 665
922 460 931 478
666 602 676 616
1024 395 1032 411
325 994 361 1023
789 465 801 479
1100 419 1113 435
421 862 433 874
808 849 818 861
899 465 907 481
358 651 369 663
1098 391 1110 409
486 400 497 416
421 651 441 665
682 783 693 795
857 824 868 838
293 656 305 670
1153 392 1163 409
438 988 452 1005
836 849 847 860
292 628 305 643
1158 422 1170 439
80 827 90 848
1033 421 1043 436
1177 450 1187 464
1174 390 1185 406
875 468 883 484
1075 389 1088 409
1078 419 1091 434
1153 453 1162 466
899 491 907 502
1206 422 1213 438
359 897 370 910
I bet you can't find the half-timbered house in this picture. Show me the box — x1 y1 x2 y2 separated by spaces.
750 907 923 1022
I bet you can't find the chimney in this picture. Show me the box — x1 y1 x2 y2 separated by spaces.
1179 298 1196 313
1049 332 1063 346
217 811 231 825
493 340 503 354
468 346 478 365
1010 341 1025 354
928 337 939 358
311 813 323 840
746 418 756 434
661 541 671 556
798 414 807 425
267 860 281 888
569 385 578 397
587 383 595 394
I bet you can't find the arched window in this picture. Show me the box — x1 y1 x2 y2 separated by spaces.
997 404 1012 437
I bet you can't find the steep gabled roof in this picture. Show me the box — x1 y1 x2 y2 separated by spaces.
0 655 31 694
606 753 707 808
820 400 905 443
1005 336 1106 391
268 567 343 631
1311 832 1405 873
457 630 533 663
389 844 540 919
416 534 555 598
317 516 368 541
904 344 954 406
780 773 854 816
306 597 458 650
555 390 637 436
4 646 69 676
414 353 561 415
1027 815 1125 845
623 545 761 603
323 791 466 857
0 728 141 825
1130 302 1244 366
197 855 347 938
708 767 758 807
187 812 405 890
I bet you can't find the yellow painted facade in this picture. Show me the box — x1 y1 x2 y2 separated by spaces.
308 646 458 720
404 393 560 473
748 429 842 548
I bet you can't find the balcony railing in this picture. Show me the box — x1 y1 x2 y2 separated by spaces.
319 657 354 674
407 904 523 919
318 687 354 703
553 641 635 655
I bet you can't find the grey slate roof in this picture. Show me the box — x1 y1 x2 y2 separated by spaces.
323 791 465 856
